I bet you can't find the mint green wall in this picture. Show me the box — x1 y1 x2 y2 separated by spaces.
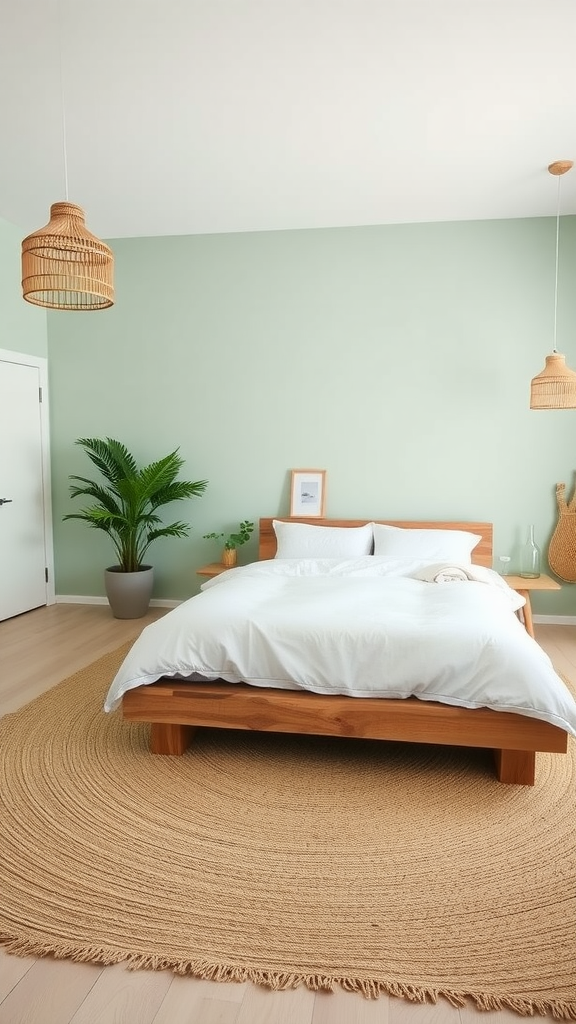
48 217 576 614
0 217 47 356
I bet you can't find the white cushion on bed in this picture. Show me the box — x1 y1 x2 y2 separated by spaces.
273 520 373 558
372 524 481 563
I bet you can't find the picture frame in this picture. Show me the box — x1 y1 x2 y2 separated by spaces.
289 469 327 518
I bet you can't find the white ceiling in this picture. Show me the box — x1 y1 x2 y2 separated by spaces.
1 0 576 240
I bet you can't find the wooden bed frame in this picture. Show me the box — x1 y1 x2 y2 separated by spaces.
122 517 568 785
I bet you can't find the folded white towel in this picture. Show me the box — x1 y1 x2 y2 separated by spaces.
410 562 526 613
433 567 472 582
410 563 488 585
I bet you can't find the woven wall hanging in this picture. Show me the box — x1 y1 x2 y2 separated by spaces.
548 481 576 582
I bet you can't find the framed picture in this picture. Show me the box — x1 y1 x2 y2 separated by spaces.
289 469 327 518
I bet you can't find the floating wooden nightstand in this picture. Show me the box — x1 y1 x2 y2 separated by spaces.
504 574 561 638
196 563 231 579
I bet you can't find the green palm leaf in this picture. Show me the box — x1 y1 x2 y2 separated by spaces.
63 437 208 573
74 437 138 487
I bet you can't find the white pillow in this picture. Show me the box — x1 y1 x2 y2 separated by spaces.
273 520 373 559
372 523 481 563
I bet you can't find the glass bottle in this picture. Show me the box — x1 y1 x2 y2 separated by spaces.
519 525 541 579
498 555 511 576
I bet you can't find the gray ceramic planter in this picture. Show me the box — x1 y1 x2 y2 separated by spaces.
104 565 154 619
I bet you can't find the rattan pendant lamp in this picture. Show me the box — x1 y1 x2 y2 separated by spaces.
21 4 114 310
22 203 114 310
529 160 575 408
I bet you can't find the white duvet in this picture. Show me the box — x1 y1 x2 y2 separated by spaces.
104 557 576 737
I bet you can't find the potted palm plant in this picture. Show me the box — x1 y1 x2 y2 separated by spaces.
203 520 254 567
63 437 207 618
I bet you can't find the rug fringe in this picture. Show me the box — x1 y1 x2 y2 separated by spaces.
2 934 575 1019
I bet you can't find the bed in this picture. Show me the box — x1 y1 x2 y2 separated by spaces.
114 517 576 786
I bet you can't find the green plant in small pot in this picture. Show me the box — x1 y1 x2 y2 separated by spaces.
63 437 207 618
203 520 254 568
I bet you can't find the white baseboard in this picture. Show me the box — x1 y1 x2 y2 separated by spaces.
533 614 576 626
56 595 181 609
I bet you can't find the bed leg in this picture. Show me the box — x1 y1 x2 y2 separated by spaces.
150 722 196 755
494 748 536 785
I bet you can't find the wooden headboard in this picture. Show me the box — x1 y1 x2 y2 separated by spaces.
258 518 494 567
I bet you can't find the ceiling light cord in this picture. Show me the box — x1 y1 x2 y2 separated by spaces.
58 0 69 201
60 73 69 202
552 174 561 353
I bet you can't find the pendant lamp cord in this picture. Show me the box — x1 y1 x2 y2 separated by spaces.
58 0 69 201
553 173 561 353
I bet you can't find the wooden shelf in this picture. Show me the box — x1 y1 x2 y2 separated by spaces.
504 574 561 592
504 573 561 639
196 562 230 578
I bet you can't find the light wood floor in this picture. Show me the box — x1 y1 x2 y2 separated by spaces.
1 604 575 1024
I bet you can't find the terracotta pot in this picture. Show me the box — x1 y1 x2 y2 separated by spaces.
221 548 237 568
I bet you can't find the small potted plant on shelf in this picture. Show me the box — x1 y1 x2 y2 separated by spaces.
203 520 254 568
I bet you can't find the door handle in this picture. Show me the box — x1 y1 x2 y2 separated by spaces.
0 498 13 505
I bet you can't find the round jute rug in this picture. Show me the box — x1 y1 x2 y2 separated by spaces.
1 645 575 1018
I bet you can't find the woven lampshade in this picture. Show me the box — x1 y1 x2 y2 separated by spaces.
22 202 114 310
530 353 576 409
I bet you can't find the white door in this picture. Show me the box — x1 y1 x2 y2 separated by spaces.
0 351 54 621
